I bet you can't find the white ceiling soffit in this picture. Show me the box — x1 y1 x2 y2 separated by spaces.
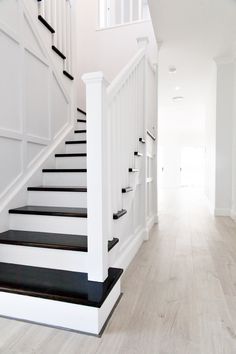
147 0 236 141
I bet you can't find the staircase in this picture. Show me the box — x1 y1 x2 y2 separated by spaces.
0 109 122 335
0 0 158 336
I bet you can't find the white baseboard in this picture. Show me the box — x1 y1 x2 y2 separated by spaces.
214 208 231 216
230 209 236 221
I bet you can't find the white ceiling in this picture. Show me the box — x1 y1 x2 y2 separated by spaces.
148 0 236 144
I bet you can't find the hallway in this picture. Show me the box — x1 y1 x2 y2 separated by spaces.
0 188 235 353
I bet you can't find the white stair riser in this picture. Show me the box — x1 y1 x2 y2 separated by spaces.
0 244 88 272
56 156 87 169
73 133 86 140
43 172 87 186
28 191 87 208
10 214 87 235
76 122 86 130
0 280 121 334
66 144 87 154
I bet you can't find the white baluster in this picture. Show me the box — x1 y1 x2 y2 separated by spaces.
38 0 45 19
138 0 143 21
121 0 125 24
130 0 133 22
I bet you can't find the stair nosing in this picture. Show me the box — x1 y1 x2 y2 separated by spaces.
122 187 133 193
27 186 87 193
63 70 74 81
139 138 146 144
55 153 87 158
77 108 86 115
65 140 87 145
38 15 55 33
74 130 87 134
0 263 123 308
134 151 143 157
42 169 87 173
51 45 66 60
129 168 140 173
0 231 118 253
9 206 88 218
113 209 127 220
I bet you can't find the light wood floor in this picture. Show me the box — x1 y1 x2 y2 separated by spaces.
2 188 236 353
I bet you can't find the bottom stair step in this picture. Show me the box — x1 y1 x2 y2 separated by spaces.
0 262 123 307
0 262 123 334
0 230 119 252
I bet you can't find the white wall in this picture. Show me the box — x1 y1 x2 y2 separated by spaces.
205 62 217 213
214 59 234 215
204 57 236 217
75 0 157 110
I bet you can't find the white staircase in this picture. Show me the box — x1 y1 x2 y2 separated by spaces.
0 0 158 336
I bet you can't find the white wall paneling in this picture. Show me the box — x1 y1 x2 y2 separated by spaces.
0 0 75 231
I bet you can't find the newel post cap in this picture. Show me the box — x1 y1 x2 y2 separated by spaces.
82 71 107 85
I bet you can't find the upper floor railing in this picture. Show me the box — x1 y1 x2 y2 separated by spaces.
38 0 73 74
99 0 150 29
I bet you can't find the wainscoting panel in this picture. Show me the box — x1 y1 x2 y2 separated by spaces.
24 50 50 140
0 30 21 132
0 137 23 197
0 0 19 33
0 0 72 209
23 15 45 59
51 74 69 138
27 142 46 167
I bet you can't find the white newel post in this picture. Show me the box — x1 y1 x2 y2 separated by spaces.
82 72 111 282
137 37 149 240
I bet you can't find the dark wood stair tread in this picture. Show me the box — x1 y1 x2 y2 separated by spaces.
77 108 86 115
129 168 140 173
63 71 74 80
74 130 86 134
139 138 146 144
65 140 87 145
122 187 133 193
77 119 86 123
51 45 66 60
134 151 143 157
9 206 87 218
42 169 87 173
0 262 123 308
55 153 87 158
28 186 87 192
38 15 55 33
113 209 127 220
0 230 118 253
